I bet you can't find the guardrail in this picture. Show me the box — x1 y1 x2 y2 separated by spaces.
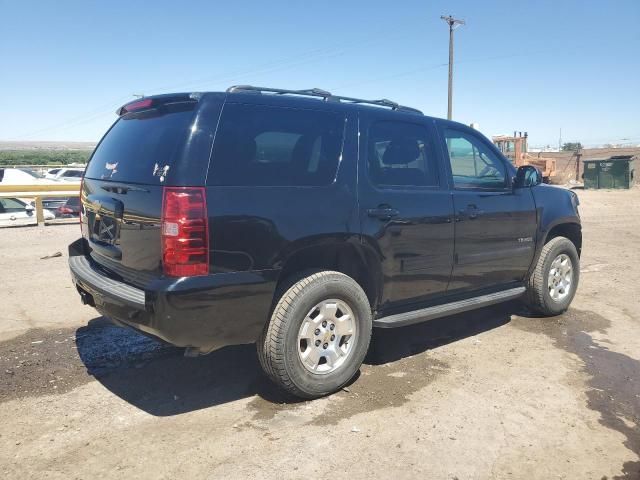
0 164 86 168
0 183 80 225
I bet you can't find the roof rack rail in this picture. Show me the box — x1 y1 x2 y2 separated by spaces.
226 85 422 114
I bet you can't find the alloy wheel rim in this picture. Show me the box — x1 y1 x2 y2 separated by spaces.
297 299 357 374
548 253 573 302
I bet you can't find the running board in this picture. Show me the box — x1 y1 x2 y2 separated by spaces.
373 287 526 328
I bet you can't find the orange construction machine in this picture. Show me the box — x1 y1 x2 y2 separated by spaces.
492 131 556 182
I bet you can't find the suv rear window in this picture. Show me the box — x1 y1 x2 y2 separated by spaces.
208 103 345 186
85 102 196 184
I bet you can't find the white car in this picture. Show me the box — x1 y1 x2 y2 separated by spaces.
49 167 85 182
0 168 51 185
0 198 55 227
45 167 62 179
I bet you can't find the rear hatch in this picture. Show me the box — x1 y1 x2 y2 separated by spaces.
81 94 210 288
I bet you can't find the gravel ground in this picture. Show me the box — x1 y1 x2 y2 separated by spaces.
0 188 639 479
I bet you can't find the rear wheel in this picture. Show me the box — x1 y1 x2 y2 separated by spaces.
257 271 372 399
524 236 580 316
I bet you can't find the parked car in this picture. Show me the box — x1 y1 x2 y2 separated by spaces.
0 167 50 185
0 197 55 227
56 196 81 218
45 168 62 179
42 197 71 213
51 167 85 182
68 87 582 398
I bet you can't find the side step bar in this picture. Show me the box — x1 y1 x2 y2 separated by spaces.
373 287 526 328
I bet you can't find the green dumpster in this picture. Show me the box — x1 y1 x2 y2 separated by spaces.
582 155 636 189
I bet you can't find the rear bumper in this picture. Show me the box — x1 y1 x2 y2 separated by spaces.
68 239 278 353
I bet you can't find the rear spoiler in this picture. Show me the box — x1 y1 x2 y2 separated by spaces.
116 93 203 116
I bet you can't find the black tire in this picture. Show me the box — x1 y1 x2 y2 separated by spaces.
257 271 372 399
524 236 580 316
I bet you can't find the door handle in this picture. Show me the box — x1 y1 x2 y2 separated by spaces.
367 206 399 220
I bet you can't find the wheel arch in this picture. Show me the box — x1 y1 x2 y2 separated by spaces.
544 221 582 257
527 218 582 280
275 239 382 311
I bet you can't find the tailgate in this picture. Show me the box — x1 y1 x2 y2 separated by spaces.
81 178 163 287
80 95 204 287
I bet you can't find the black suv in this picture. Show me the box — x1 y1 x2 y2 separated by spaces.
69 86 581 398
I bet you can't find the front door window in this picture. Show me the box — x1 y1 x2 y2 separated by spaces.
444 130 507 190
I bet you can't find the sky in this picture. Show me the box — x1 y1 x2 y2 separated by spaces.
1 0 639 147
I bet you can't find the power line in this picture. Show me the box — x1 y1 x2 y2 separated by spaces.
10 29 413 140
141 28 415 94
326 63 448 92
325 50 540 97
10 95 132 140
12 47 542 141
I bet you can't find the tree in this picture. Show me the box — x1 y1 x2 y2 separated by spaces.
562 142 583 152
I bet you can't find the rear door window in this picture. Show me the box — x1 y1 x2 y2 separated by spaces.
368 121 439 187
84 102 196 184
0 198 26 212
208 103 345 186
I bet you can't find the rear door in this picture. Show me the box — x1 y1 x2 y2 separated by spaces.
81 94 220 287
437 123 537 294
205 99 355 274
358 111 454 314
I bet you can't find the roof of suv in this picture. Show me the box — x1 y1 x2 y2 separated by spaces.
117 86 429 119
225 85 423 114
219 87 473 132
115 86 476 132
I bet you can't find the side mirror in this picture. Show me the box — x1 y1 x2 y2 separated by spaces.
25 204 35 212
513 165 542 188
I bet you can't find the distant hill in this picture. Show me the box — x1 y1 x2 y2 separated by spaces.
0 141 96 151
0 141 96 166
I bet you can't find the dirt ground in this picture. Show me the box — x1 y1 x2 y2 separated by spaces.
0 187 639 480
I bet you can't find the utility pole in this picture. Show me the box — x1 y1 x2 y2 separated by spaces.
559 127 562 151
441 15 465 120
575 147 582 182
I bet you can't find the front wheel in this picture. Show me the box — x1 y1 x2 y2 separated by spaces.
524 236 580 316
257 271 372 399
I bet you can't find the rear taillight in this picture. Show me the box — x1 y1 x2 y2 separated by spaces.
58 206 73 214
79 177 84 229
161 187 209 277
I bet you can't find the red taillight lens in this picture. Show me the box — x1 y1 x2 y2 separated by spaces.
80 177 85 230
161 187 209 277
58 206 73 214
117 98 153 116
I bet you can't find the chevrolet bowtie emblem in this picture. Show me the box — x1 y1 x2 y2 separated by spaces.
99 219 115 240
